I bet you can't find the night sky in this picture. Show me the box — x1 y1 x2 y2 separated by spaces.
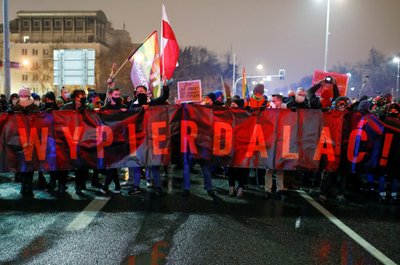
1 0 400 89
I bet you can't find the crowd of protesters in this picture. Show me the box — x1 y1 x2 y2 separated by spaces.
1 75 399 205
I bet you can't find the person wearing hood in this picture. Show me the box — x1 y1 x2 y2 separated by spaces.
127 84 170 197
12 88 39 197
244 84 268 109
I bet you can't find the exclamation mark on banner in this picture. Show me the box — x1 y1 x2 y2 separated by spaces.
380 133 393 166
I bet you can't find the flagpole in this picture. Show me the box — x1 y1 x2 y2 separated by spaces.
110 30 157 80
110 58 129 79
161 5 165 80
232 53 236 96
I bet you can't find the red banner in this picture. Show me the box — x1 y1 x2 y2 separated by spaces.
0 105 398 173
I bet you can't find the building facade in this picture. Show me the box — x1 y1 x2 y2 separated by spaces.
0 10 132 95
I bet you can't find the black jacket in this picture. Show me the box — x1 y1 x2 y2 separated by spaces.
129 85 169 110
307 83 340 109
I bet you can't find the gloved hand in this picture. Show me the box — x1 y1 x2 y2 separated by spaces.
290 107 297 112
259 106 266 111
245 106 251 111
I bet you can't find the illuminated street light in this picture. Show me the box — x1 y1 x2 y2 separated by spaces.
256 64 263 71
22 59 29 67
393 57 399 100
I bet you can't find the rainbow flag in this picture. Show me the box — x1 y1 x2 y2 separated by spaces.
242 67 249 99
129 31 161 97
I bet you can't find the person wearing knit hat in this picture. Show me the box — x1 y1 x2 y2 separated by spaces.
18 87 31 98
213 90 225 106
41 91 58 110
202 92 216 106
31 93 42 107
230 97 244 108
244 83 268 109
12 87 39 198
357 99 372 114
14 87 37 111
45 91 56 101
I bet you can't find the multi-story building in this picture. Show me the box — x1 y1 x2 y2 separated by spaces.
0 10 133 95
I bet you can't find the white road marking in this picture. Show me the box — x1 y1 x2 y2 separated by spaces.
66 196 110 231
297 190 397 265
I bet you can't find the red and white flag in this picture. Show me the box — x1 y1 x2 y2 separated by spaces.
160 4 179 80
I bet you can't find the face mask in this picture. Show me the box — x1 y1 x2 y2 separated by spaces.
12 99 18 105
137 93 148 105
80 98 87 105
34 101 40 106
112 97 122 105
64 93 70 99
295 95 305 103
19 97 29 102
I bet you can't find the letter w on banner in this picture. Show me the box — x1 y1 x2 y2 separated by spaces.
129 31 161 97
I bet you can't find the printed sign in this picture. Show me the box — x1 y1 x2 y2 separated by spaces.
312 70 349 97
177 80 202 103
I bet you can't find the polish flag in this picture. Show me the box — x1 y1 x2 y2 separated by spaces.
161 5 179 80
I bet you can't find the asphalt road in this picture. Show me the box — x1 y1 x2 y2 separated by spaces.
0 167 399 265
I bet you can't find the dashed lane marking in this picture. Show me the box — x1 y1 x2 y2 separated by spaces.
66 196 110 231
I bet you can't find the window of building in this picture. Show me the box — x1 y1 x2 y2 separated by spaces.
54 19 62 31
22 75 28 81
23 36 30 43
43 49 50 56
64 19 73 31
75 18 84 31
22 20 30 30
33 74 39 81
32 49 38 56
86 17 94 31
43 19 51 30
32 20 40 31
22 49 27 55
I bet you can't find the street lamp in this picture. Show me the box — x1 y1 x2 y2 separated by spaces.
393 57 400 100
256 64 263 71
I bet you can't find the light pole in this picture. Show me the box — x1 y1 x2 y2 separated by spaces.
317 0 331 72
393 57 400 100
323 0 331 72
